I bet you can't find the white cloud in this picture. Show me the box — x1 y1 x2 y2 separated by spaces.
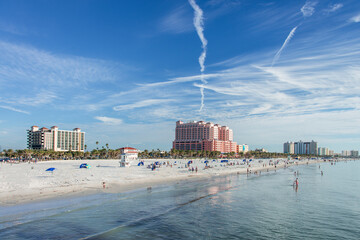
113 99 174 111
159 6 193 34
324 3 343 13
350 14 360 23
0 41 121 88
189 0 208 73
272 26 298 66
189 0 208 111
301 1 317 17
94 116 123 125
0 91 57 106
137 73 223 88
0 105 29 114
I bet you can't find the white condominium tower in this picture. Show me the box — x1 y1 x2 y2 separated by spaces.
284 140 318 155
27 126 85 152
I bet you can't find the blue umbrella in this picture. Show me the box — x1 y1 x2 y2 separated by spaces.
138 162 144 166
188 160 193 164
243 159 246 162
79 163 90 169
46 167 55 172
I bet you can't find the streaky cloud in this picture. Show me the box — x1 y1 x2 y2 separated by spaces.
325 3 343 13
272 26 298 66
189 0 208 111
113 99 173 111
0 105 29 114
95 116 123 125
189 0 207 72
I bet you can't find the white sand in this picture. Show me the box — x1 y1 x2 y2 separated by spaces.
0 158 326 205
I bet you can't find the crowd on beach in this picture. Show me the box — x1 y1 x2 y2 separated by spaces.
0 156 356 205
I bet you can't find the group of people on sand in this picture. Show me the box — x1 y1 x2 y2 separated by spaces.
188 166 198 173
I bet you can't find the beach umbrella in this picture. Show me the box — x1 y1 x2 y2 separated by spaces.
46 167 55 172
138 162 144 166
204 160 209 163
188 160 193 164
79 163 90 169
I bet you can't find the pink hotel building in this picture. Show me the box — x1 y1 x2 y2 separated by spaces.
173 120 238 153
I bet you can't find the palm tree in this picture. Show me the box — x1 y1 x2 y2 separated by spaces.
96 141 99 150
105 143 109 159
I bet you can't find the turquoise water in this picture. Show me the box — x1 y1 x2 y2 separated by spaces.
0 160 359 239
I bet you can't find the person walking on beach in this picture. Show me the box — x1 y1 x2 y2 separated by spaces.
195 167 198 173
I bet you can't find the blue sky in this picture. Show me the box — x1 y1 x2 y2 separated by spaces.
0 0 360 152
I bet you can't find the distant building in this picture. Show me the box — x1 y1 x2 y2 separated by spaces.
284 140 317 155
237 144 249 153
341 150 358 157
350 150 359 157
173 120 238 153
27 126 85 152
119 147 138 167
284 142 295 154
342 150 351 156
255 148 268 153
318 147 329 156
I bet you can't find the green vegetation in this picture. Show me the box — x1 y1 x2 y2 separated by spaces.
0 148 327 161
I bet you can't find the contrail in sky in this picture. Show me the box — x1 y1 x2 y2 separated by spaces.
272 26 298 66
189 0 207 111
272 2 317 66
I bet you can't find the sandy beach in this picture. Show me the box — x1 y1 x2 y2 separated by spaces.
0 158 335 205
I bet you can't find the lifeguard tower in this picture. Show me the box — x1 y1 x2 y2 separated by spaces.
119 147 138 167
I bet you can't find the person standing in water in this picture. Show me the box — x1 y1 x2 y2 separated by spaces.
294 178 299 187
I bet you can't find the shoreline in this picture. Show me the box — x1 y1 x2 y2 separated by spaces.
0 158 353 206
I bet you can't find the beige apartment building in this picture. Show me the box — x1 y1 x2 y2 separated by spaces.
27 126 85 152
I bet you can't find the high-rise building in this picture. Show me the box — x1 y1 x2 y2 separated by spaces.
284 140 317 155
173 120 238 153
350 150 359 157
27 126 85 152
342 150 351 156
318 147 329 156
284 142 295 154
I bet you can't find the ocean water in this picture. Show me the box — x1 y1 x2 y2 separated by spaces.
0 160 359 239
